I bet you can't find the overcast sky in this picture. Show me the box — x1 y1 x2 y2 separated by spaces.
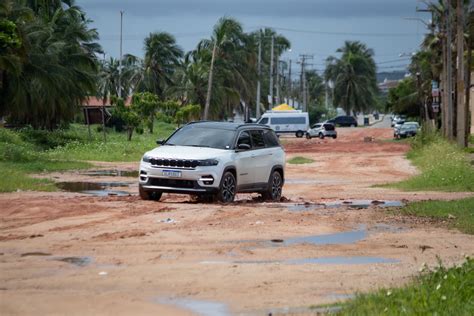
79 0 431 73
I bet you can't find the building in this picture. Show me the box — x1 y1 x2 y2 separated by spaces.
378 78 400 95
82 96 131 124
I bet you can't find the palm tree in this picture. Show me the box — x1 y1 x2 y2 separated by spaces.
142 32 183 100
324 41 377 116
201 17 244 119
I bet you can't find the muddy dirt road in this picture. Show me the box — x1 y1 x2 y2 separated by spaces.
1 127 473 315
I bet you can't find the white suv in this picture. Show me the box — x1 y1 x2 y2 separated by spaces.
139 121 286 203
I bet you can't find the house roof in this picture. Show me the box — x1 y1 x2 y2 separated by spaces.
82 96 132 107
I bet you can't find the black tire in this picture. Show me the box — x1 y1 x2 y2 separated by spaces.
262 171 283 201
318 133 325 139
139 185 162 201
332 135 337 139
305 133 311 139
295 131 304 138
216 171 236 203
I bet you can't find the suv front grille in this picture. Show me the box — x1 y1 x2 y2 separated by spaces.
149 178 196 189
150 158 198 169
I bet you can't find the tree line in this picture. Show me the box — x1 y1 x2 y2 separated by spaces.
0 0 382 132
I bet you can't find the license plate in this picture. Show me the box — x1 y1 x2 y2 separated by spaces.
162 170 182 178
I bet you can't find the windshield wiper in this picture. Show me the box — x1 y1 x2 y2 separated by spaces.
187 144 211 148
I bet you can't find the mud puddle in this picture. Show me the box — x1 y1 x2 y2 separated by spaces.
266 224 402 247
56 181 132 196
81 170 138 177
21 252 52 257
53 256 92 267
286 200 403 211
157 297 229 316
232 256 399 265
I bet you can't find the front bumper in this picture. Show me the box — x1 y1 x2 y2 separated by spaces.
139 161 222 194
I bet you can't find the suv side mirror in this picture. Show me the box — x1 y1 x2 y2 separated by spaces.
237 143 251 151
156 139 164 145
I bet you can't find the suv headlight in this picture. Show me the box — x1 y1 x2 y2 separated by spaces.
198 159 219 166
142 155 152 163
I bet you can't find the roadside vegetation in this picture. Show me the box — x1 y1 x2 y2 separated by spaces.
288 156 315 164
399 197 474 235
0 123 175 192
392 131 474 192
336 258 473 315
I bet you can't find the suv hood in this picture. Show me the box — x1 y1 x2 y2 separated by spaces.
145 145 229 159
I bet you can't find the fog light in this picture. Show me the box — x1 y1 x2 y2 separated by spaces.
199 175 214 185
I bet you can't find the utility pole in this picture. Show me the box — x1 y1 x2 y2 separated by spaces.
256 33 262 119
288 59 292 105
299 54 313 112
446 0 454 140
276 60 280 105
118 10 124 98
456 0 466 147
269 35 274 109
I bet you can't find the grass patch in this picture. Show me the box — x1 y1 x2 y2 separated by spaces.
288 156 315 164
336 258 474 315
392 138 474 192
46 122 175 162
398 198 474 235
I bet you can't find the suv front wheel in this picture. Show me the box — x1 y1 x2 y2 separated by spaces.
216 171 236 203
139 185 162 201
262 171 283 201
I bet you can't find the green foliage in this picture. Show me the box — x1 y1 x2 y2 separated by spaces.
393 136 474 192
132 92 160 132
400 198 474 235
1 0 102 129
309 104 336 124
112 97 141 140
0 19 21 50
288 156 315 164
386 77 419 116
325 41 378 115
175 104 201 125
337 258 474 315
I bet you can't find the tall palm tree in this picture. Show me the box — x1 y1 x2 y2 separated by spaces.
324 41 377 116
142 32 183 100
201 17 244 119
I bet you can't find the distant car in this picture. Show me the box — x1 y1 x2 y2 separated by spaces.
306 123 337 139
326 116 358 127
394 122 419 139
391 115 406 127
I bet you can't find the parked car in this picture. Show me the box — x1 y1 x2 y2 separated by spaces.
326 116 358 127
306 123 337 139
257 110 309 137
139 121 286 203
394 122 420 139
391 115 406 127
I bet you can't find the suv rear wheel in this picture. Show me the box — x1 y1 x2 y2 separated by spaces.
318 133 325 139
305 133 311 139
216 171 236 203
295 131 304 138
262 171 283 201
139 185 162 201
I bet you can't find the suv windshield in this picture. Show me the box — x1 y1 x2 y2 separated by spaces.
165 126 235 149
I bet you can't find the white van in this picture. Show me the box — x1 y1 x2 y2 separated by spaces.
257 110 309 137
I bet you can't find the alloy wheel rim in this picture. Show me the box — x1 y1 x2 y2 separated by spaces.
271 174 282 199
222 175 235 202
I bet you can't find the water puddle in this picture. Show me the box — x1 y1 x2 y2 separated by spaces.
267 224 402 247
157 298 230 316
285 179 351 185
54 256 92 267
21 252 52 257
261 305 343 315
286 200 403 211
81 170 138 177
56 181 131 196
281 227 367 246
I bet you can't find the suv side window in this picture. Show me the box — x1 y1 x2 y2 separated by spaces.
250 130 265 148
237 131 252 148
263 129 280 147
